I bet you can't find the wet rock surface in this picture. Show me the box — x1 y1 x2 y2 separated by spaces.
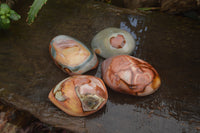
160 0 199 13
0 0 200 132
122 0 200 14
123 0 160 9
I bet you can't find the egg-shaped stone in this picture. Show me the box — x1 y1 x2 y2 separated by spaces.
91 27 135 58
102 55 161 96
48 75 108 116
49 35 98 75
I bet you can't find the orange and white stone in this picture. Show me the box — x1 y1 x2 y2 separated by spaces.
48 75 108 116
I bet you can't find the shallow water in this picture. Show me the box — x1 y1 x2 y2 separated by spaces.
0 0 200 132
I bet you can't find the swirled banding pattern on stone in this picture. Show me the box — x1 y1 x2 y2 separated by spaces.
102 55 161 96
50 35 98 75
48 75 108 116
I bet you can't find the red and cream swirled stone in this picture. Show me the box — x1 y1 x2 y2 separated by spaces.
102 55 161 96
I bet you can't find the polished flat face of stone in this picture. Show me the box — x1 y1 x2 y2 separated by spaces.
50 35 90 67
53 40 90 67
91 27 135 58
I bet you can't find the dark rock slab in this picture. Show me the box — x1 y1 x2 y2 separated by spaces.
0 0 200 132
161 0 199 13
122 0 199 14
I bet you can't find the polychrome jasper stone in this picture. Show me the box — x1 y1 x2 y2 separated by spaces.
91 27 135 58
102 55 161 96
49 35 98 75
48 75 108 116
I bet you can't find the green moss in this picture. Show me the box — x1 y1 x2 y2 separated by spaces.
0 3 20 29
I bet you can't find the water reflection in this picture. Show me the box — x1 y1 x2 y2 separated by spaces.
86 99 193 133
120 15 148 58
